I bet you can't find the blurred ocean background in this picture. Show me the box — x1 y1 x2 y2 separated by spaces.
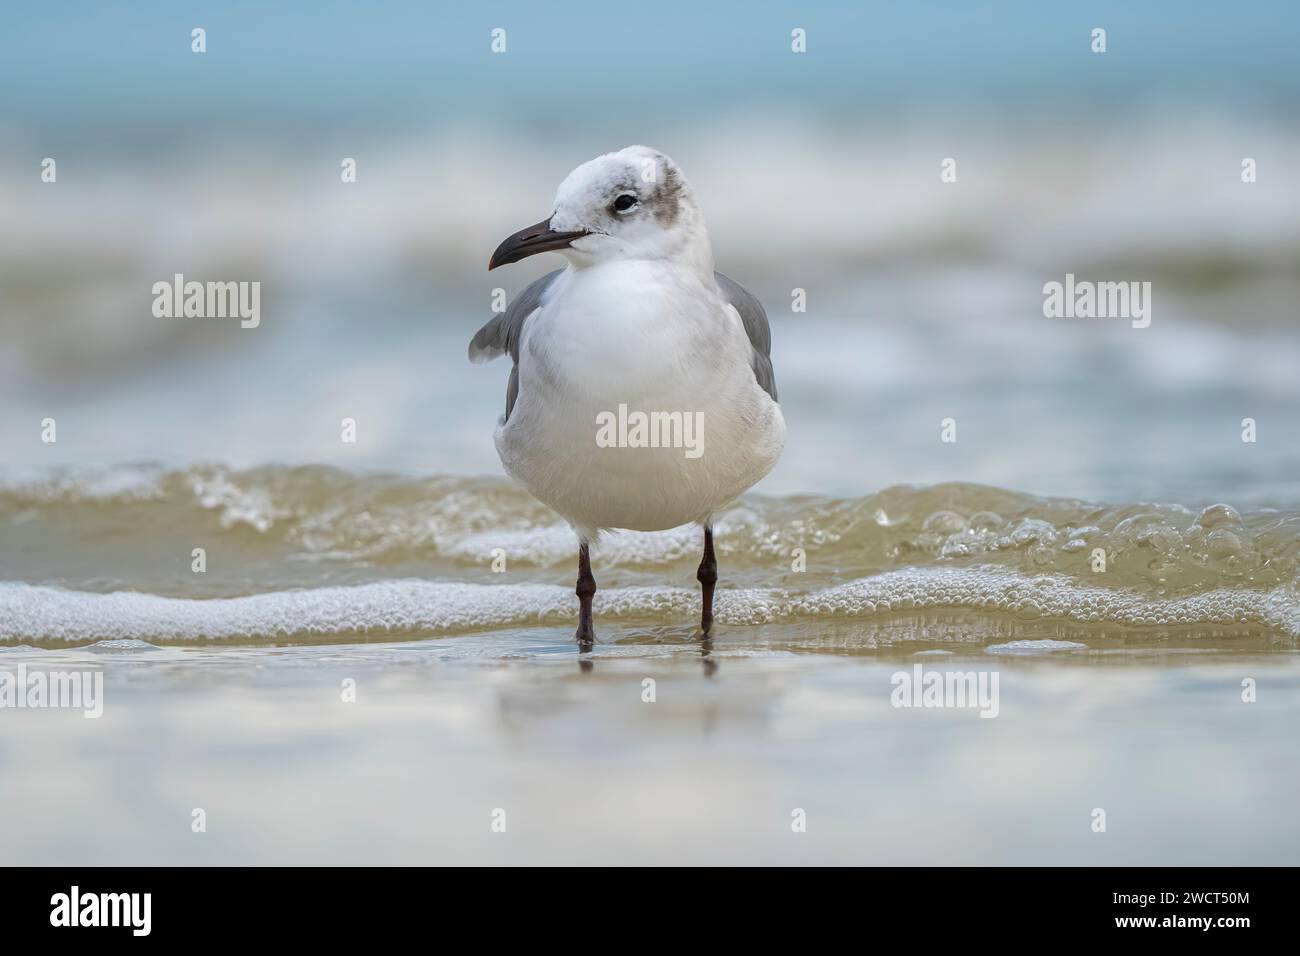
2 0 1298 500
1 1 1299 864
2 0 1298 639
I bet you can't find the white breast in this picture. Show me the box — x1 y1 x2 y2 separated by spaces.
495 261 784 538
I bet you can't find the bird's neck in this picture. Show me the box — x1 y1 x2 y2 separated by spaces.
669 225 717 283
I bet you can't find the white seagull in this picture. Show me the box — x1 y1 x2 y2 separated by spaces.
469 146 784 645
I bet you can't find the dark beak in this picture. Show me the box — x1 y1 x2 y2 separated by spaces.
488 218 587 270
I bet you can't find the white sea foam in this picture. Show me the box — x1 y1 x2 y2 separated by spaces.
985 639 1090 655
1 567 1295 644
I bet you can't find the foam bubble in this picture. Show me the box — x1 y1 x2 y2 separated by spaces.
985 639 1089 655
1 566 1295 644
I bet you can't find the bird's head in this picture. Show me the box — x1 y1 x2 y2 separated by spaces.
489 146 710 274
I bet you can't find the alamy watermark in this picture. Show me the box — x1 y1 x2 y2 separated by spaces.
1043 273 1151 328
595 404 704 459
152 273 260 328
891 664 999 718
50 886 150 936
0 665 103 718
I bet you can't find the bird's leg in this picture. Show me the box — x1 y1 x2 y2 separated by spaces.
697 525 718 634
575 541 596 649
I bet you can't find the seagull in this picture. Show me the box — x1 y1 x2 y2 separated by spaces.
469 146 784 646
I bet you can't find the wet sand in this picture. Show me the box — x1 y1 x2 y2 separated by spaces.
2 623 1295 865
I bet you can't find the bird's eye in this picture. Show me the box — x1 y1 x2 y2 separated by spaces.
613 194 638 213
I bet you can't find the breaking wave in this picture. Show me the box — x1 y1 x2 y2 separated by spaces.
1 465 1298 644
1 567 1298 644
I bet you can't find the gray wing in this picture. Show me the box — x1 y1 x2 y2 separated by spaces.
715 271 777 402
468 269 561 422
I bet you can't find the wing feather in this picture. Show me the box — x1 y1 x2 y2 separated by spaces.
715 271 778 402
467 269 561 421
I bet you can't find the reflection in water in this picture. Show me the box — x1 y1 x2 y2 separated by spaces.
701 632 717 679
0 628 1294 865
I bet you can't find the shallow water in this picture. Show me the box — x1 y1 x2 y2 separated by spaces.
1 631 1295 865
3 469 1296 864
